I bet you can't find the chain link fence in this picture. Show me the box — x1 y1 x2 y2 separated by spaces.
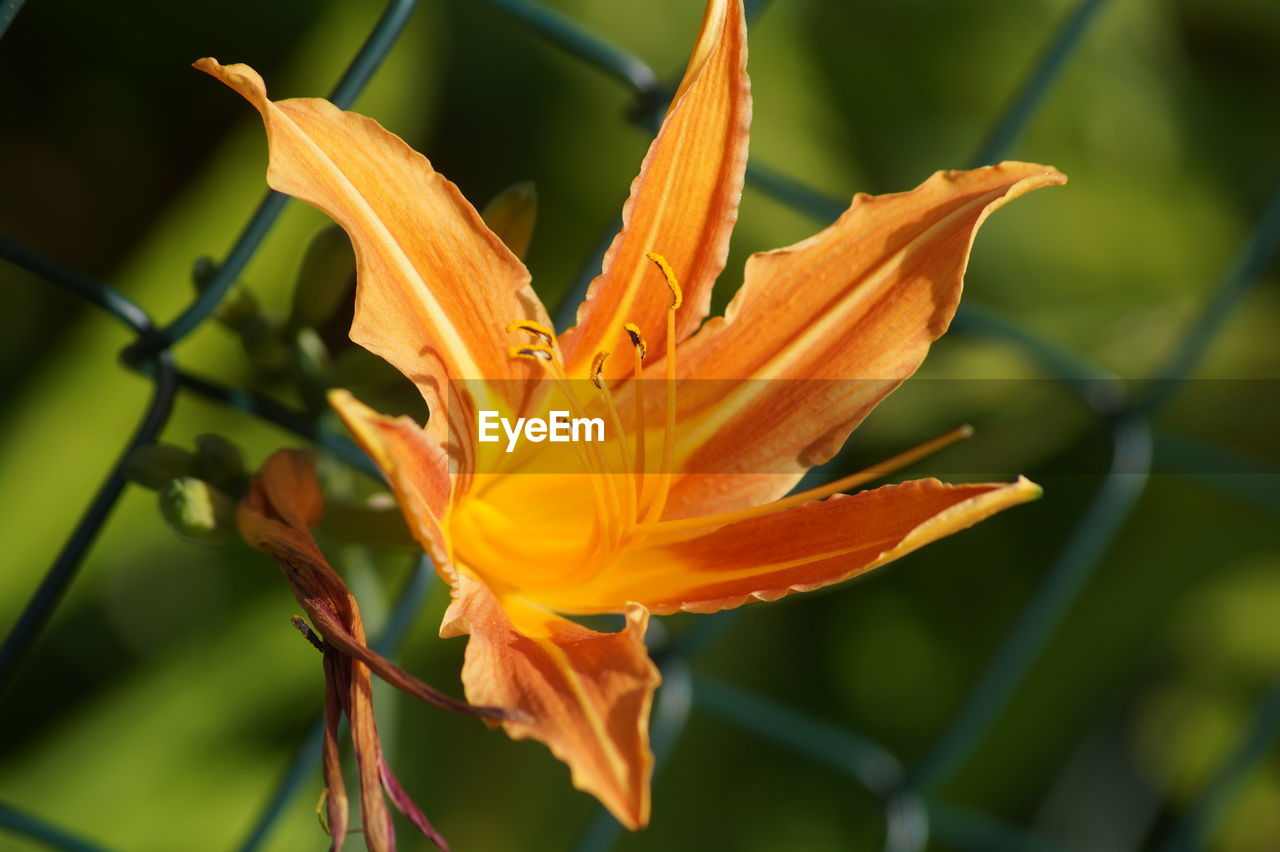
1 0 1278 849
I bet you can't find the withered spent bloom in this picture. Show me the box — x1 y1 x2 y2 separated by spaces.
239 449 517 852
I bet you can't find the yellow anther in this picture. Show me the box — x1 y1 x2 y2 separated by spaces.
590 351 610 389
645 251 683 310
506 319 556 345
508 344 554 361
622 322 647 359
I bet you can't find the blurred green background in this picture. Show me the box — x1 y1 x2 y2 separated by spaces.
2 0 1278 849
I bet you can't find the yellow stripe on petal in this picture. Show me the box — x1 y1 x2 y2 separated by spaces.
440 572 661 830
538 477 1042 615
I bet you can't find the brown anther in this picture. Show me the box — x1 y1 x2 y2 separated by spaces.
645 251 683 310
291 615 326 653
622 322 647 359
506 319 556 345
590 352 610 389
508 344 555 361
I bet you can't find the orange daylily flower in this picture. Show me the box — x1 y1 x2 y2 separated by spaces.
202 0 1064 830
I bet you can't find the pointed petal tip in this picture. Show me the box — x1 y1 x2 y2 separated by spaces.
989 160 1068 189
925 161 1067 202
326 386 358 410
1012 474 1044 502
193 57 272 113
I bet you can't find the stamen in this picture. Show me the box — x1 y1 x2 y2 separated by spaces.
548 361 627 545
506 319 556 345
591 351 637 528
623 323 649 502
504 339 622 550
645 251 683 309
642 251 681 524
590 351 609 390
508 344 554 361
635 425 976 537
623 322 647 359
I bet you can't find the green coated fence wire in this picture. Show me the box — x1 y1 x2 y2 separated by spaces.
0 802 117 852
1 0 1278 850
124 0 422 361
1159 674 1280 852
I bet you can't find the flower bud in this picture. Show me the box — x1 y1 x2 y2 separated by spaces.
124 443 195 490
294 326 332 383
289 225 356 332
216 286 262 331
239 314 291 372
158 477 235 542
481 181 537 260
192 434 247 495
192 256 260 330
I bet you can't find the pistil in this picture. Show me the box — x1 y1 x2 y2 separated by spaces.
633 425 976 538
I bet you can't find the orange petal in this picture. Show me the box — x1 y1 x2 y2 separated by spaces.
196 59 549 443
328 389 455 566
661 162 1066 519
440 572 661 829
540 477 1041 615
558 0 750 379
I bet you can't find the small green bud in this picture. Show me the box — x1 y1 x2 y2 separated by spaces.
124 443 195 490
239 314 291 372
216 286 262 331
481 181 537 260
289 225 356 332
294 326 332 383
159 477 235 542
191 256 218 291
327 348 402 393
192 257 260 330
192 434 247 495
